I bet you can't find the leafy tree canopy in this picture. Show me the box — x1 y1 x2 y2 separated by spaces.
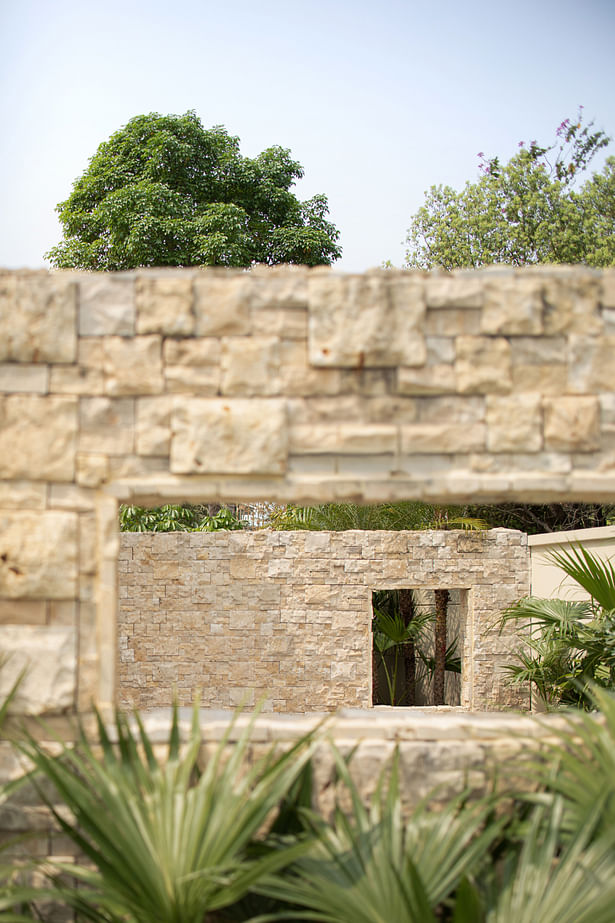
406 108 614 270
47 111 342 270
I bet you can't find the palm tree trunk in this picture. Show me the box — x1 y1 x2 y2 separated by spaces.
399 589 416 706
433 589 449 705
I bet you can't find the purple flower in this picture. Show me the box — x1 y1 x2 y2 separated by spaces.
518 141 525 147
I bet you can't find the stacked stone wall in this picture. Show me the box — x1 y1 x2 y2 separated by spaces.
0 265 612 716
118 529 529 712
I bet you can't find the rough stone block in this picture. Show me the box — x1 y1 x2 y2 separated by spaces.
0 395 77 481
542 270 602 336
104 335 163 395
136 396 175 456
0 625 76 714
482 275 544 334
510 365 567 394
0 600 47 625
455 336 512 394
290 424 397 455
486 395 542 453
0 364 48 393
544 396 601 452
79 274 135 336
79 397 134 454
49 338 105 395
308 272 426 368
0 481 47 510
194 272 252 335
396 365 456 395
425 273 483 308
163 338 221 394
221 336 280 395
170 398 287 474
75 453 109 488
400 423 486 454
0 511 78 599
509 336 567 366
136 274 194 336
278 340 343 396
568 335 615 394
0 271 77 363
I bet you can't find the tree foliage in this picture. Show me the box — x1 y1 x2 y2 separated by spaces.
119 503 244 532
406 108 613 270
47 111 341 270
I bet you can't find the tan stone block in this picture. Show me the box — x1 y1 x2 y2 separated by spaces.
486 395 542 453
290 424 397 455
482 275 544 334
0 625 76 715
0 363 48 393
0 511 78 599
544 397 600 451
601 270 615 309
49 484 97 511
79 397 134 454
49 338 105 395
425 273 483 308
229 558 256 579
0 480 47 510
170 398 287 475
76 453 109 488
416 396 485 424
221 336 280 395
308 272 426 368
252 307 308 339
79 274 135 335
48 600 77 626
0 394 77 481
136 396 175 456
511 365 567 394
509 336 566 365
0 271 77 363
278 340 343 396
136 274 194 336
194 272 252 335
163 337 220 394
104 335 163 395
455 336 512 394
400 423 485 453
568 335 615 393
425 308 481 336
249 264 309 308
542 270 602 335
0 599 47 625
396 365 456 395
79 513 98 575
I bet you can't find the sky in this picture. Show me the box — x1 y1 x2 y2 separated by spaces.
1 0 614 273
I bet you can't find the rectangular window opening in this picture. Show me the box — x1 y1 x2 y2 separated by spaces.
371 588 463 707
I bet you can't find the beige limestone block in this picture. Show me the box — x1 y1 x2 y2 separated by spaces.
0 600 47 625
252 307 308 339
49 338 105 395
425 307 481 336
425 273 483 309
49 484 97 511
103 335 163 395
455 336 512 394
544 396 600 451
0 363 48 393
249 264 309 308
278 340 343 396
601 270 615 309
170 398 287 475
416 395 485 424
308 272 426 368
396 365 456 395
482 275 544 334
221 336 280 395
136 274 194 336
486 395 542 453
0 510 78 598
290 424 397 455
76 453 109 488
0 271 77 363
0 480 47 509
0 625 76 715
229 558 257 579
400 423 485 454
163 338 220 394
511 365 567 395
194 272 252 335
509 336 566 365
79 397 134 454
0 394 77 481
542 270 602 335
136 396 175 456
79 274 135 335
568 335 615 394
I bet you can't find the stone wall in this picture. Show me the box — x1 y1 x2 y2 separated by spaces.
118 529 530 712
0 265 613 715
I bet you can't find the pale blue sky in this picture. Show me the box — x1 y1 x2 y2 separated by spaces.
1 0 614 271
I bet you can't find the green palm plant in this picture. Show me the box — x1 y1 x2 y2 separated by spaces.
500 544 615 708
15 705 318 922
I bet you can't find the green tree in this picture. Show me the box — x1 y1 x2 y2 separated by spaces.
405 109 613 269
46 111 341 270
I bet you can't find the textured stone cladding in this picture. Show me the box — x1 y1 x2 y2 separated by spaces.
118 529 530 712
0 264 613 716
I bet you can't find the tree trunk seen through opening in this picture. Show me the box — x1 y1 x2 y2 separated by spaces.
433 589 449 705
399 589 416 706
